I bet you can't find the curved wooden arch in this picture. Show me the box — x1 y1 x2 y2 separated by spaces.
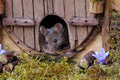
3 0 102 60
4 28 40 56
3 26 100 60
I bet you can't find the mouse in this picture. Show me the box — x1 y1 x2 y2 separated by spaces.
39 23 69 54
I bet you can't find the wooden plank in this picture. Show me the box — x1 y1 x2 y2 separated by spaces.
44 0 48 15
13 0 24 41
102 0 111 51
70 17 98 26
53 0 64 18
64 0 76 49
33 0 44 51
2 28 23 55
89 1 103 14
23 0 34 49
4 28 39 55
73 34 102 63
75 0 87 47
0 24 2 43
5 0 13 31
47 0 54 14
85 0 95 34
86 0 95 17
76 27 100 50
0 0 4 15
2 18 35 26
0 0 3 43
5 0 13 18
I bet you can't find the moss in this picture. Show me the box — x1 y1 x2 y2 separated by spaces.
0 53 119 80
0 53 73 80
0 11 120 79
109 11 120 64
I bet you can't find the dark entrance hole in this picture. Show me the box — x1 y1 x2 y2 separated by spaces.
40 15 68 29
39 15 70 52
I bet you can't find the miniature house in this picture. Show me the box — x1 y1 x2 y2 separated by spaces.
1 0 109 60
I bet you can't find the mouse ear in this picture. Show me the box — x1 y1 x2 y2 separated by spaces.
53 23 63 34
39 26 48 36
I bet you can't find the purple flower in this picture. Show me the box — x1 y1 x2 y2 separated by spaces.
0 44 6 55
92 48 109 65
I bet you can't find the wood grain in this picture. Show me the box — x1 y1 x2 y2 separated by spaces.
89 1 103 14
0 0 4 15
102 0 111 51
75 0 87 47
76 27 100 51
13 0 24 41
0 0 3 43
53 0 64 18
47 0 54 14
5 28 39 55
64 0 76 50
23 0 34 49
44 0 48 15
34 0 44 51
85 0 95 34
5 0 13 18
0 24 2 43
5 0 14 35
2 18 35 26
70 17 98 26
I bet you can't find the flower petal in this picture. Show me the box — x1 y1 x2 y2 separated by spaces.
101 48 105 55
104 52 109 58
0 44 2 50
95 52 102 58
95 52 98 55
0 50 6 55
92 54 96 57
97 58 106 65
92 54 98 58
97 57 105 61
93 48 109 65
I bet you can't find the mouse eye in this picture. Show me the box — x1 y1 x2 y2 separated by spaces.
46 41 48 44
53 39 57 43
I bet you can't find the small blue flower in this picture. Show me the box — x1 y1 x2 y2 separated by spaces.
92 48 109 65
0 44 6 55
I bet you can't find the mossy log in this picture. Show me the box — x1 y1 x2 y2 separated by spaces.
3 60 19 72
0 63 3 72
0 51 18 64
72 33 102 63
78 51 96 69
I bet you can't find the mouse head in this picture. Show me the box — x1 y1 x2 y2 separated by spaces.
40 23 64 53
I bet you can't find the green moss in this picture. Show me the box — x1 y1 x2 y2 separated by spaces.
0 53 73 80
109 11 120 64
1 12 120 79
0 53 119 80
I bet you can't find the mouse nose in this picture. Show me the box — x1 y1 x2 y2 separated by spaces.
49 49 55 53
45 48 55 54
46 49 55 54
